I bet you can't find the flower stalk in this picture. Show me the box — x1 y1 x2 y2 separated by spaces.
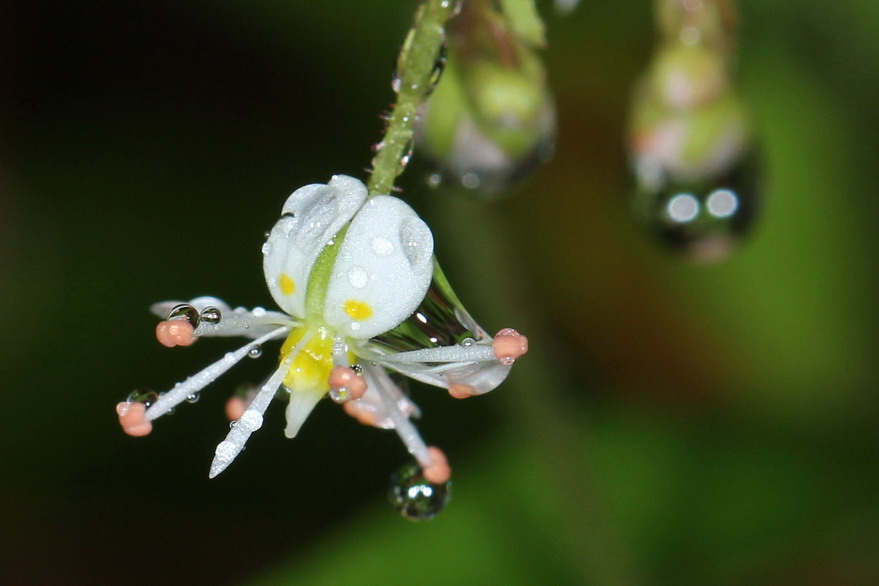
367 0 458 196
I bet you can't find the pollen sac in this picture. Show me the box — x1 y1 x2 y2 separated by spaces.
388 461 451 521
415 0 554 196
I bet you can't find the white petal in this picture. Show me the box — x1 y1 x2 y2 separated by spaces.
263 175 367 318
323 196 434 339
361 339 513 396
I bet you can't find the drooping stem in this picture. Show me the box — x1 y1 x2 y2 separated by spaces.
367 0 457 196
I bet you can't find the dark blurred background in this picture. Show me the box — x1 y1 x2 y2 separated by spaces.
2 1 878 584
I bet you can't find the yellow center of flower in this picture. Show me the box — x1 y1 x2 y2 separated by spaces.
280 324 334 392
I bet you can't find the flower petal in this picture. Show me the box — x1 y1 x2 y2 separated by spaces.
323 196 434 339
263 175 367 318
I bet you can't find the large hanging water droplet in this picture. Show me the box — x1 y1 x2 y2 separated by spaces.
126 388 159 407
247 345 263 359
200 306 222 324
631 146 761 263
167 304 199 327
388 461 451 521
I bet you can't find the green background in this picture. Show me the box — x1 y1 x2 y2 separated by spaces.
2 1 877 584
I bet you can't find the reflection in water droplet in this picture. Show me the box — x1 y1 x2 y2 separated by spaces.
631 148 761 263
388 461 451 521
200 306 222 324
399 136 416 169
167 304 200 327
127 388 159 407
371 264 486 354
247 345 262 359
186 393 200 404
427 43 447 96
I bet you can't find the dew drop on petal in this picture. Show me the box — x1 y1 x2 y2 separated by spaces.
126 388 159 407
200 306 222 324
371 237 394 257
388 461 451 521
247 345 263 359
348 267 369 289
167 304 200 327
185 393 200 404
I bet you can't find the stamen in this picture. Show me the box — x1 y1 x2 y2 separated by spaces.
328 366 367 403
116 402 153 436
448 383 478 399
492 328 529 365
225 387 258 421
365 365 431 466
155 320 197 347
422 446 451 484
145 326 289 421
209 360 289 478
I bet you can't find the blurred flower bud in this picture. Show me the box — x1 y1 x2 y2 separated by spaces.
415 0 555 196
627 0 761 263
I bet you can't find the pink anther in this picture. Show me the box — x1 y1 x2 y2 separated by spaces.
155 320 197 348
225 396 247 421
448 382 478 399
492 328 529 365
343 401 379 427
116 402 153 437
422 446 451 484
328 366 367 401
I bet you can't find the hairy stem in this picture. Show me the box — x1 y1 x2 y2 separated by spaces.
367 0 456 196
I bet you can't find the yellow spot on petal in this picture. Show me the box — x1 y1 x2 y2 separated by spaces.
279 273 295 296
344 299 373 321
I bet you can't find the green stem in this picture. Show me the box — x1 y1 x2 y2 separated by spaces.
367 0 456 196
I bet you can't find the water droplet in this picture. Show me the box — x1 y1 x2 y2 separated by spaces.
186 393 200 404
427 43 447 96
261 242 272 256
372 263 486 353
399 136 415 169
348 267 369 289
461 171 482 190
247 345 263 359
371 237 394 257
631 148 761 263
200 306 222 324
391 70 402 94
126 388 159 406
167 304 199 327
388 461 451 521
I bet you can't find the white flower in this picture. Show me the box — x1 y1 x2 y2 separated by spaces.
117 175 527 484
